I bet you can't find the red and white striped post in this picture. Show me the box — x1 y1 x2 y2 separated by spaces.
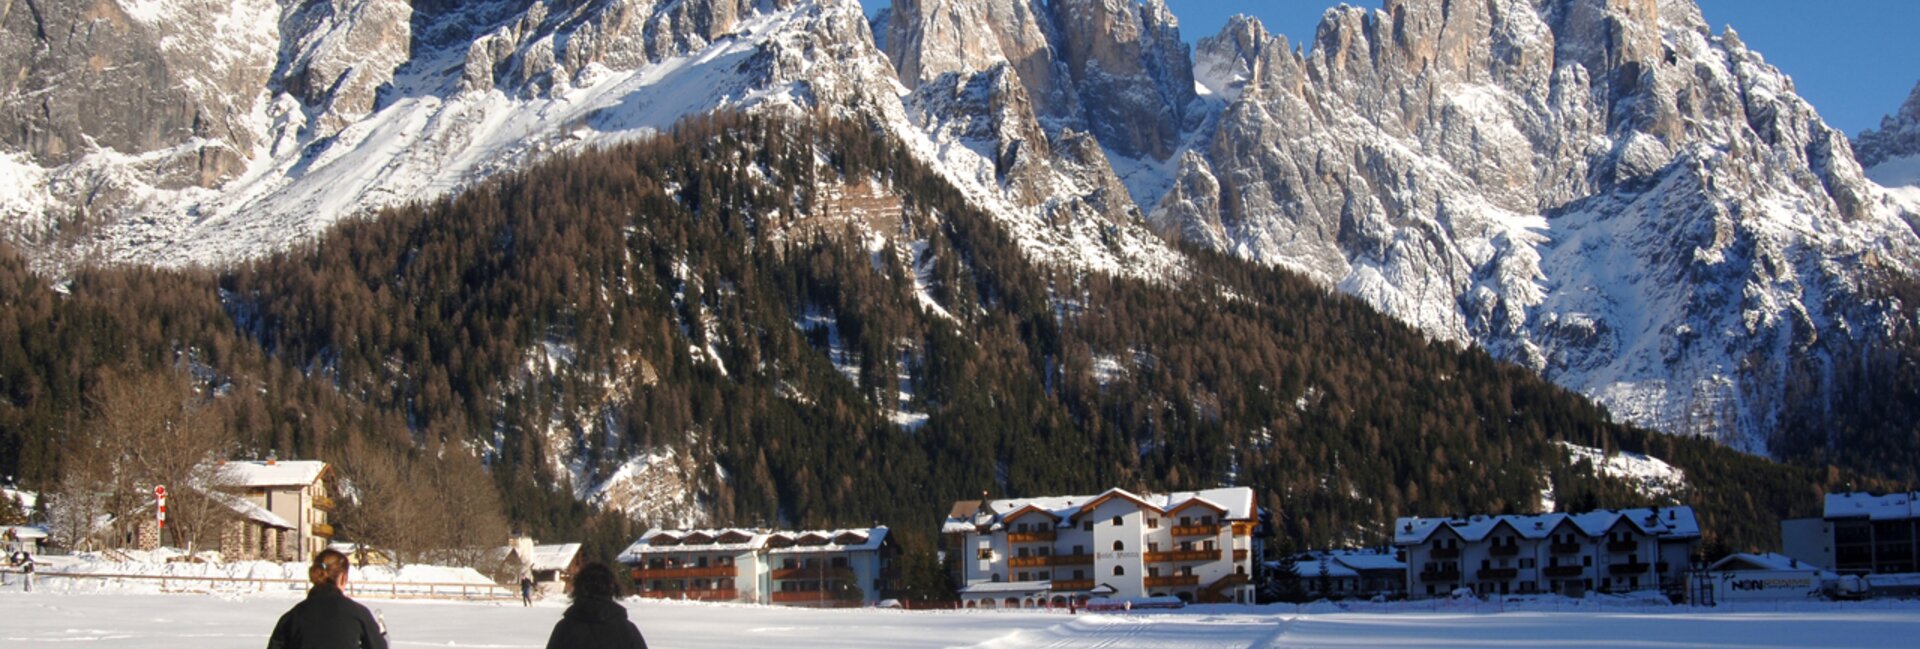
155 485 167 539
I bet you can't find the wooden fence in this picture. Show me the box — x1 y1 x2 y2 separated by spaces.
18 569 514 601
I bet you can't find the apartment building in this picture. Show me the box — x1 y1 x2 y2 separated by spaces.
943 487 1259 608
618 527 894 607
1782 492 1920 575
1395 507 1698 599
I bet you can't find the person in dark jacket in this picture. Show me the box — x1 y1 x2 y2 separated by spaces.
544 562 648 649
268 549 388 649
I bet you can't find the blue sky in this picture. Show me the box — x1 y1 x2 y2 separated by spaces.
1161 0 1920 136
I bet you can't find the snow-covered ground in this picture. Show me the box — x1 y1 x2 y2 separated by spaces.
2 580 1914 648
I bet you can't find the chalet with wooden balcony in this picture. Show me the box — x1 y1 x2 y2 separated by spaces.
205 460 333 562
1395 507 1697 599
618 526 893 607
944 487 1260 608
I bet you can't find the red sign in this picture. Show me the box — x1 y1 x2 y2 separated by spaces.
154 485 167 499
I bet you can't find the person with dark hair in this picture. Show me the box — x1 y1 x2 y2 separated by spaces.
267 549 389 649
543 562 648 649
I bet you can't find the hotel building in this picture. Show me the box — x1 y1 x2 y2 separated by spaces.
943 487 1260 607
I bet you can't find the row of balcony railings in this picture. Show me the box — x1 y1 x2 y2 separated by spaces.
1005 523 1233 543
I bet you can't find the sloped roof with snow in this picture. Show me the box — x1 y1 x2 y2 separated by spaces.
619 526 891 562
1708 552 1828 574
1394 507 1699 546
2 525 49 541
205 490 293 529
216 461 329 488
765 527 890 555
945 487 1257 533
523 543 582 571
1824 492 1920 521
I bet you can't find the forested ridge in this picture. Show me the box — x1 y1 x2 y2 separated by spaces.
0 113 1890 591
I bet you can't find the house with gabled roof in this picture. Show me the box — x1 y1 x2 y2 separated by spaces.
205 460 334 561
1394 506 1698 599
944 487 1260 608
619 526 894 607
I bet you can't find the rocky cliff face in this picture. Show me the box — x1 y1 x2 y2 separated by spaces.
1856 80 1920 192
1153 1 1919 451
3 0 1916 458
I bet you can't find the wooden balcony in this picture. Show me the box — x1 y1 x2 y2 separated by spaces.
1172 524 1220 537
1607 562 1650 575
1231 522 1256 536
633 565 737 580
312 494 336 512
1145 575 1200 588
1145 549 1223 563
1489 544 1520 557
770 567 854 581
1429 547 1461 559
1051 579 1094 591
1550 543 1582 555
640 588 737 602
1052 553 1094 566
1543 565 1584 578
312 523 335 538
1418 568 1461 582
771 590 854 605
1233 549 1249 562
1007 531 1057 543
1478 567 1519 580
1009 555 1051 568
1607 540 1638 553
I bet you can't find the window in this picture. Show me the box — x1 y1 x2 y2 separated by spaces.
1148 542 1160 552
1180 541 1193 552
1203 540 1216 551
1181 517 1192 527
1017 572 1028 581
1074 545 1085 555
1114 566 1125 576
1038 546 1051 557
1203 516 1215 525
1147 518 1159 529
1112 516 1124 527
977 548 993 560
1083 522 1093 532
1583 556 1592 567
1113 540 1125 552
1074 569 1086 579
1148 566 1161 578
1039 571 1050 580
1017 547 1030 558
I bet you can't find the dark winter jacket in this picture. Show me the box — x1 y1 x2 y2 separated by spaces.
266 583 388 649
544 597 649 649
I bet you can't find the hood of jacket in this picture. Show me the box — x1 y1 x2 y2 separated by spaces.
562 597 631 625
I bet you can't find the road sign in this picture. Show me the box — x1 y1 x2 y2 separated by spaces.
154 485 167 499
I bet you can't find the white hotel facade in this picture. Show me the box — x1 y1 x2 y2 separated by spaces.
944 487 1260 607
1395 507 1698 599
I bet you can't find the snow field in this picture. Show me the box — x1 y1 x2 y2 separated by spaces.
2 585 1915 649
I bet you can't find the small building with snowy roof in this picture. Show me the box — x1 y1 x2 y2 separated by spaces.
191 460 333 561
1394 506 1698 600
3 525 48 555
1782 491 1919 575
944 487 1260 607
502 536 583 596
1279 548 1407 600
620 526 894 607
1704 552 1831 603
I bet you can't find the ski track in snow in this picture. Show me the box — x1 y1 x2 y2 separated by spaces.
3 588 1918 649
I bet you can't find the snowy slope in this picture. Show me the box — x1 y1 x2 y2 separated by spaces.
4 589 1919 649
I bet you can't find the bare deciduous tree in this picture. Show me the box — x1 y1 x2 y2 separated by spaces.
62 368 240 553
